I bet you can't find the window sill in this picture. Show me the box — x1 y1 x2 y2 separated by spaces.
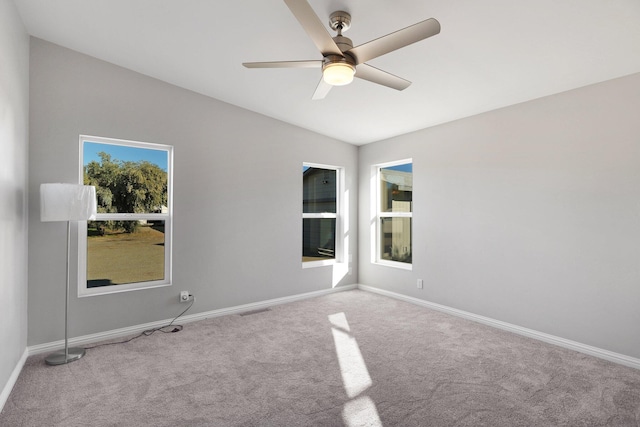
79 281 171 297
374 260 413 271
302 259 336 269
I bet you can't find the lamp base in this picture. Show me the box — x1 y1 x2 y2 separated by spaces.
45 347 86 366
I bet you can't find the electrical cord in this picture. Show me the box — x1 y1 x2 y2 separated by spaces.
85 295 195 350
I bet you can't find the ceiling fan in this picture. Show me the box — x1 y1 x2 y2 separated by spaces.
243 0 441 100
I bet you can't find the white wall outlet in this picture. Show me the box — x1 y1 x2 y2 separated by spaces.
417 279 423 289
179 291 190 302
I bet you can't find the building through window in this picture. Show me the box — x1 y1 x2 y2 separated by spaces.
303 164 340 266
78 135 173 296
377 161 412 267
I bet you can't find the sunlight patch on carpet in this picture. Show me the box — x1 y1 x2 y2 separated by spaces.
343 396 383 427
329 312 382 427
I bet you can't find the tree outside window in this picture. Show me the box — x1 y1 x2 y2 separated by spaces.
79 136 172 296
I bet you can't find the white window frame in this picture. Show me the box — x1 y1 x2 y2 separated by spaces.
78 135 173 297
374 159 413 270
302 162 342 268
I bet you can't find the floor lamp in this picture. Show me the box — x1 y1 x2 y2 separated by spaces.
40 183 97 366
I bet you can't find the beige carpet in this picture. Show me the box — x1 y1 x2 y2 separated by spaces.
2 290 639 426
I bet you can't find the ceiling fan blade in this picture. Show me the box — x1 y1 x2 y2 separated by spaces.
312 78 332 100
347 18 440 64
243 60 322 69
354 63 411 91
283 0 343 56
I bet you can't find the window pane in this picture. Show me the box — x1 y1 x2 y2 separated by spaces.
380 217 412 263
380 163 412 213
303 167 336 213
86 220 165 287
83 141 168 214
302 218 336 262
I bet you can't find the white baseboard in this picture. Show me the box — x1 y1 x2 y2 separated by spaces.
0 348 28 413
28 284 358 356
21 281 638 396
358 284 640 370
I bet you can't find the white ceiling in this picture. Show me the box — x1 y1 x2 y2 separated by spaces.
14 0 640 145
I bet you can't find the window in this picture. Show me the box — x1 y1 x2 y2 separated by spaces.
78 135 173 296
376 160 412 268
303 164 340 266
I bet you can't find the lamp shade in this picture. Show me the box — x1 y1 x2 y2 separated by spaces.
40 183 97 222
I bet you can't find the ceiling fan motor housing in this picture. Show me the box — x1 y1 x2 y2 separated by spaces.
329 11 351 33
333 35 354 53
323 52 355 67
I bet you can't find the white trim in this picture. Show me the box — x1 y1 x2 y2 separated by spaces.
0 348 28 413
375 259 412 271
380 212 412 218
376 158 413 170
302 258 336 268
303 161 338 170
303 212 338 219
80 281 172 298
80 134 171 152
28 284 358 356
358 284 640 370
92 213 169 221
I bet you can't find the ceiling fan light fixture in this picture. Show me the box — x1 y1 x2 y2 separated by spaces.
243 1 440 99
322 62 355 86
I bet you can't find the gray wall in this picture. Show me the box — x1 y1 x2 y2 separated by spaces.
28 38 358 346
359 72 640 359
22 30 640 363
0 0 30 396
